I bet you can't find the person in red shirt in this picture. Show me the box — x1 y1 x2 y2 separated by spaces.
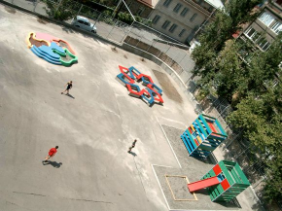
43 146 59 163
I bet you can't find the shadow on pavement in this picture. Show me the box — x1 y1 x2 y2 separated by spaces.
66 93 75 99
128 151 137 157
42 161 63 168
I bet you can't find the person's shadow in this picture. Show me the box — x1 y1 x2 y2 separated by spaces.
42 161 63 168
66 93 75 99
128 151 137 157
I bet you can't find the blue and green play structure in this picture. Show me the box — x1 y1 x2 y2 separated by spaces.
180 114 227 158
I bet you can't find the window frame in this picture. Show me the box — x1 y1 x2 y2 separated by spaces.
152 15 161 24
180 8 189 17
163 0 172 7
173 3 183 13
162 20 171 30
169 24 178 33
179 29 186 37
190 13 197 22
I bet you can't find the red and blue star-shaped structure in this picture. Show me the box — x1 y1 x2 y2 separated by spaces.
117 66 164 105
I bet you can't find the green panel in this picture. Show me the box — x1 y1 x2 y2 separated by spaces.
230 168 241 184
234 163 250 185
219 161 235 186
199 145 214 151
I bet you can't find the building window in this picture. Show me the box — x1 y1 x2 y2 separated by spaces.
137 6 145 16
180 8 189 17
162 20 171 29
190 13 197 22
244 26 260 42
152 15 161 24
258 11 282 34
258 11 275 26
173 3 182 13
197 0 203 5
179 29 186 37
169 24 178 33
244 26 271 51
257 38 271 51
271 20 282 34
163 0 172 7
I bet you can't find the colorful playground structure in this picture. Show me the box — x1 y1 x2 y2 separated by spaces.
180 114 227 158
187 160 250 202
26 32 77 66
117 65 164 106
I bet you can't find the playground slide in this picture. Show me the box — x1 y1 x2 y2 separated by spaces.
187 176 220 192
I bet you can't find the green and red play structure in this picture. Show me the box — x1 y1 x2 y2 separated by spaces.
181 114 227 158
187 160 250 202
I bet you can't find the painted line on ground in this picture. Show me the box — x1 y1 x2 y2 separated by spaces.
151 164 171 211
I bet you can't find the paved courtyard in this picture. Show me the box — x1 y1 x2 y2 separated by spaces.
0 4 197 211
0 4 262 211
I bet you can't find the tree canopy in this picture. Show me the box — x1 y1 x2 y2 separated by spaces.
191 0 282 205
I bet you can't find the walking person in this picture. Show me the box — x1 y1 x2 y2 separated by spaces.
61 81 72 95
43 146 59 163
128 139 137 153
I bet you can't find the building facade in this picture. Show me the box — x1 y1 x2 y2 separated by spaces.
148 0 223 44
241 1 281 52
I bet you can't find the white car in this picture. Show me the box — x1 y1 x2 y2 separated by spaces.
72 16 97 33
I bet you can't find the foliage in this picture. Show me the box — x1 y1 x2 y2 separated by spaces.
191 0 282 204
43 0 80 21
117 11 133 24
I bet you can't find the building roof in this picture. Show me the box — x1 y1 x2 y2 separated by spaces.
136 0 159 8
204 0 224 10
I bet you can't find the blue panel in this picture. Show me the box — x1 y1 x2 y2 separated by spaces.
184 130 197 150
181 135 192 154
196 119 208 137
128 66 141 79
50 42 65 55
142 88 154 105
150 83 163 94
193 122 206 140
215 119 227 136
117 73 131 85
199 114 212 134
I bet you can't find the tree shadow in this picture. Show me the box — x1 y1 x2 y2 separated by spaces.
42 160 63 168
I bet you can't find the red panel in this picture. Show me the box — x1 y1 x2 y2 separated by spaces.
152 92 164 103
221 179 230 191
208 122 216 133
188 127 193 134
126 84 141 96
187 176 220 192
213 164 222 176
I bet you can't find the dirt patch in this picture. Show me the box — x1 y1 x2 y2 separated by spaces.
124 54 127 59
152 69 183 104
5 7 16 14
